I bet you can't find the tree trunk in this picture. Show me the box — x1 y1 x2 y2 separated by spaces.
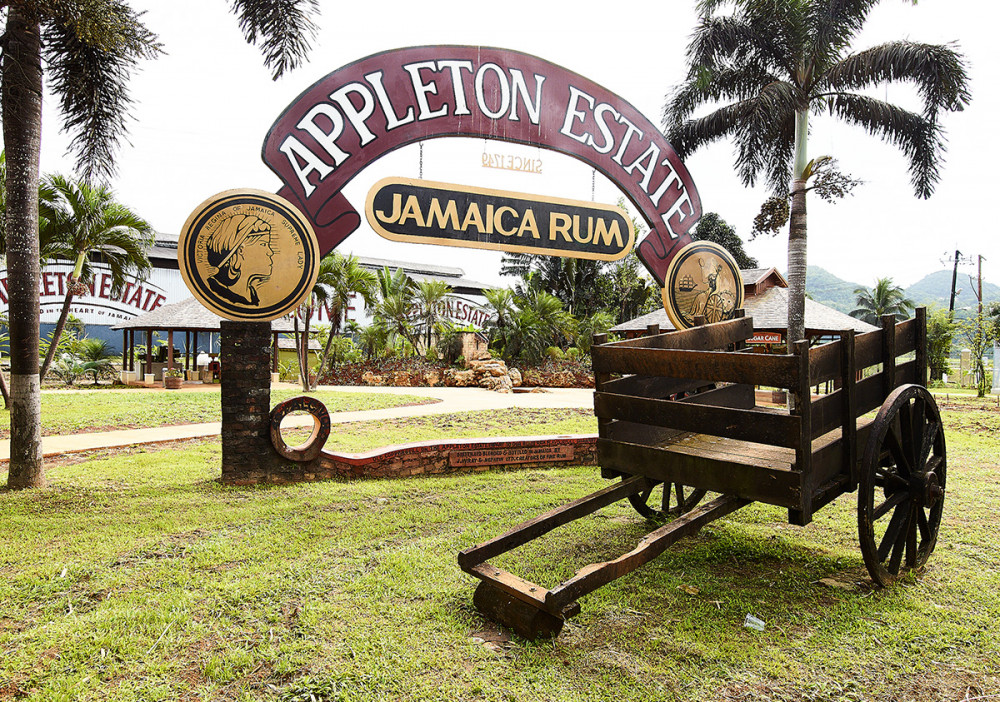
40 288 77 378
3 8 45 488
0 368 10 409
301 307 313 391
786 108 809 346
787 178 807 345
319 307 342 373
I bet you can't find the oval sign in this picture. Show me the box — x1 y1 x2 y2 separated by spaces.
178 189 320 321
366 178 634 261
661 241 744 330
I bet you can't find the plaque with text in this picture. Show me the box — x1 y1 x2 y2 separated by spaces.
449 444 575 467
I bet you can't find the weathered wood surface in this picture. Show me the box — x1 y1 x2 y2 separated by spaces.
592 347 799 388
598 438 803 508
604 316 754 351
473 581 567 640
598 374 710 400
544 495 750 610
458 475 650 570
595 391 801 449
808 339 843 387
854 328 883 369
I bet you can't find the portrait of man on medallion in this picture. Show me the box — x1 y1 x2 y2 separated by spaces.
205 214 274 306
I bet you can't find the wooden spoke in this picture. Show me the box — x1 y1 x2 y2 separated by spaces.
859 385 946 587
877 501 909 562
905 502 919 568
883 424 911 477
917 507 931 542
626 478 706 520
872 490 908 522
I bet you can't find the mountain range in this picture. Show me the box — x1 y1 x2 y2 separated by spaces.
805 266 999 319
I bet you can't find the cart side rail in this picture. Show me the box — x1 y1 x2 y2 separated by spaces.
808 308 928 442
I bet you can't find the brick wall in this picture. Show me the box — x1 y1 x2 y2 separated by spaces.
220 320 279 484
244 434 597 485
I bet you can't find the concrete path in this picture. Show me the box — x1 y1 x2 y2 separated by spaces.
0 385 595 461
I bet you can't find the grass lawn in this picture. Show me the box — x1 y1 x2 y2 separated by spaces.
0 389 436 439
1 403 998 701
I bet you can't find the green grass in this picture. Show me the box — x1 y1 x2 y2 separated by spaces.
1 404 998 701
0 388 435 438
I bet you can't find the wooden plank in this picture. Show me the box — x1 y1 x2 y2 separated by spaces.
603 420 686 446
458 475 651 569
678 383 755 409
808 339 842 386
792 340 814 522
881 314 897 397
592 346 799 388
464 562 551 610
595 392 801 449
545 495 751 610
598 439 803 508
666 433 796 464
604 316 754 351
855 374 885 416
895 359 919 386
855 328 883 370
599 374 709 399
840 330 858 487
914 308 927 387
895 317 918 356
809 390 844 439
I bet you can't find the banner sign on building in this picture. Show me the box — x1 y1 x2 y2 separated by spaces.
1 262 170 326
263 46 701 285
366 178 633 260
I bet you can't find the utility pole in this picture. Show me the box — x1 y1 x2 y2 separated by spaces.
944 249 964 317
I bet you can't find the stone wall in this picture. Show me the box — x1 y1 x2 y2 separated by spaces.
233 434 598 485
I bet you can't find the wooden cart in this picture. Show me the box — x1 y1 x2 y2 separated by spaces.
459 308 946 639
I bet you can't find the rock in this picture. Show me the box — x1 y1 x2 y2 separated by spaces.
423 371 441 386
482 374 512 393
508 368 522 387
361 371 384 385
450 369 476 387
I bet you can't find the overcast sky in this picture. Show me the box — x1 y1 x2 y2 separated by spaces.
33 0 996 292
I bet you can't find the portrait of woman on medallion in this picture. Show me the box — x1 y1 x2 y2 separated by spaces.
205 214 274 306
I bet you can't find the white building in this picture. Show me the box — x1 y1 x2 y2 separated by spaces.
0 233 494 353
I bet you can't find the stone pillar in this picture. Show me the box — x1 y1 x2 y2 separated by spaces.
220 320 278 484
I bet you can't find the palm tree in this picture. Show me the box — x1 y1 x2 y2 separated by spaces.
414 279 453 351
850 277 914 325
663 0 969 345
2 0 319 489
483 288 516 356
38 174 153 378
318 253 377 367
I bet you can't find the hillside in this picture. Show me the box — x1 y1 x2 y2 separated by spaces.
906 269 1000 317
805 266 863 314
803 267 999 319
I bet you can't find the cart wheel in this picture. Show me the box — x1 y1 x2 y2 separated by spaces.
858 384 946 587
627 480 706 520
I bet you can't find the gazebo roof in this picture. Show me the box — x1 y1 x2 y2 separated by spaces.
610 285 878 336
111 297 299 333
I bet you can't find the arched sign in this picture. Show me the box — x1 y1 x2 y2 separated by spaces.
262 46 702 286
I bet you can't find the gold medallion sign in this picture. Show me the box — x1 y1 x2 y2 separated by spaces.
178 189 319 322
661 241 744 329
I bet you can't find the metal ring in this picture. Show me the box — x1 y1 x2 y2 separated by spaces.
269 396 330 462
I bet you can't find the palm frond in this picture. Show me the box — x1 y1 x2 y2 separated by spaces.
806 0 884 73
41 2 160 182
826 93 942 198
687 14 796 78
229 0 319 80
821 41 971 119
664 64 783 126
